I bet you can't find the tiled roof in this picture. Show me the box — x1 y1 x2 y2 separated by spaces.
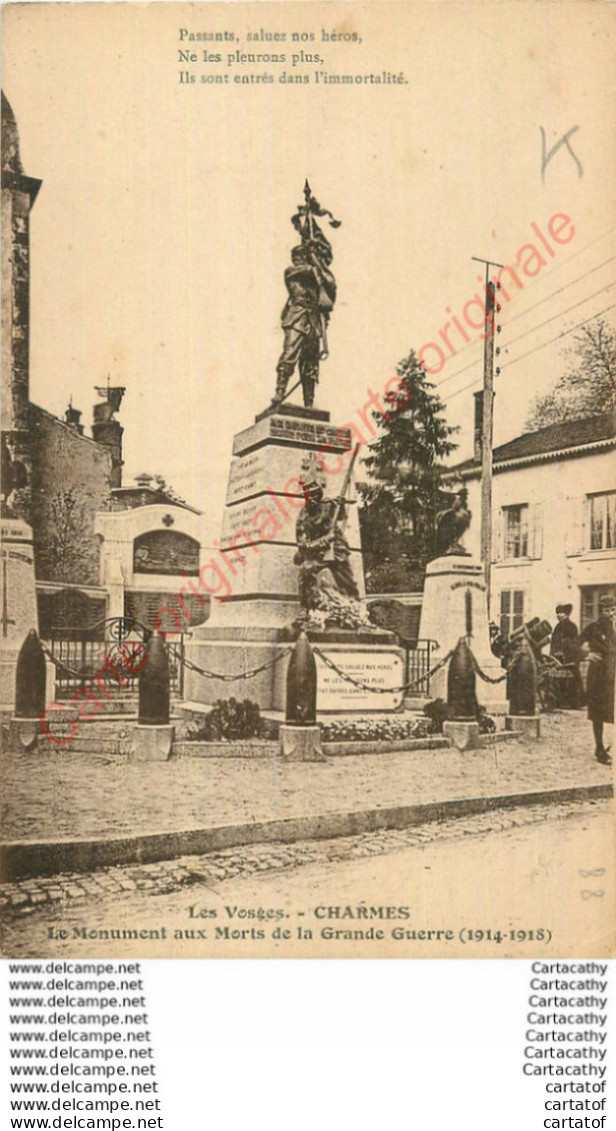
451 411 615 476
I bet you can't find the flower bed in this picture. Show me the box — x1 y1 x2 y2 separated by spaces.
321 716 432 744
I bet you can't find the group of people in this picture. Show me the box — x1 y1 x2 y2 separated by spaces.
549 596 615 766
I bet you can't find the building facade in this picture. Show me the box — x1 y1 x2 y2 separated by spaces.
451 411 616 635
2 92 207 644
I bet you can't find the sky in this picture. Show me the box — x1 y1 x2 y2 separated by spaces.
3 1 615 540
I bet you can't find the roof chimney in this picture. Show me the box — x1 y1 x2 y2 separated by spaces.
64 401 83 434
92 383 125 488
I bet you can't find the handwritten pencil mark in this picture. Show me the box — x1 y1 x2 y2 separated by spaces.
540 125 582 181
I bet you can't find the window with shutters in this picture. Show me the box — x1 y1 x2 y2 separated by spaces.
499 589 525 636
588 492 616 551
502 504 529 558
566 495 588 556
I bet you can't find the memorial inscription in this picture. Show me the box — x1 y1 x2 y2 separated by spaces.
315 650 404 711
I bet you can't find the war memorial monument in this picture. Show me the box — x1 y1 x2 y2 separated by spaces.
184 183 505 724
184 184 405 718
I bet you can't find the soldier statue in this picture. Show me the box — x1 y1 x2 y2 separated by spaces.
273 182 340 409
293 448 362 617
295 477 360 611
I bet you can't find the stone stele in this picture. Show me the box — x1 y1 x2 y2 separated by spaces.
418 555 508 712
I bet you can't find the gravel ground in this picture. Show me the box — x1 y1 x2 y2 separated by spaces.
2 712 612 843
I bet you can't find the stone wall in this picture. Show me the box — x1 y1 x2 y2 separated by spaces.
30 404 113 585
1 105 41 525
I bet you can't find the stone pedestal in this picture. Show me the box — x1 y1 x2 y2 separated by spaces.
0 519 52 711
443 720 480 751
506 715 541 738
130 723 175 762
418 555 507 711
279 724 326 761
186 405 403 715
207 404 364 625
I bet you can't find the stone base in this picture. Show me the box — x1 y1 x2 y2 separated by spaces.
202 407 364 625
185 633 288 712
279 724 326 762
9 717 39 752
255 402 330 424
130 724 175 763
185 628 403 714
0 658 19 715
418 556 507 707
185 406 398 715
443 720 480 751
0 519 41 711
506 715 541 738
481 698 509 717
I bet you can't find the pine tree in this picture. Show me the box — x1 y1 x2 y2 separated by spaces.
358 350 458 592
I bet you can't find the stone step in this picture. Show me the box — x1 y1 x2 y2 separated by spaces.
51 736 131 756
51 696 183 717
40 713 181 751
53 697 138 716
41 717 180 755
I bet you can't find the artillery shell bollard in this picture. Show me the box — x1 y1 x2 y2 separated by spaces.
279 632 326 762
442 638 480 752
505 641 541 738
10 630 47 751
131 633 174 762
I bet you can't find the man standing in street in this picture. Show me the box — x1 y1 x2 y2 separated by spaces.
550 602 581 708
579 593 616 765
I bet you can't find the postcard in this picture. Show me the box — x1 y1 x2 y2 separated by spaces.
1 1 614 959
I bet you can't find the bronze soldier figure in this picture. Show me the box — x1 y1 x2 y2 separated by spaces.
274 244 336 409
294 478 359 612
273 182 340 409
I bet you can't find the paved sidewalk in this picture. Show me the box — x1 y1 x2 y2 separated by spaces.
2 797 610 921
2 712 612 846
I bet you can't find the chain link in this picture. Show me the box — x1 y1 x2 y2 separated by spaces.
469 644 525 685
169 644 293 683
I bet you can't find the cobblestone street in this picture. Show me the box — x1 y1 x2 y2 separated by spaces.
1 796 612 920
2 713 612 844
2 798 613 959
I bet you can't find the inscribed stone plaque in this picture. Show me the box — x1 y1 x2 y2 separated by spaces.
226 451 268 505
315 650 404 711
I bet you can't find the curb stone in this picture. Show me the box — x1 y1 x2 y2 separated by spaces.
1 795 611 921
1 782 612 884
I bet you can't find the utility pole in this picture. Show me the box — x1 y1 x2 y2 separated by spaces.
471 256 503 606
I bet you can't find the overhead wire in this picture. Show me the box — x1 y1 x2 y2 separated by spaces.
499 280 615 352
443 302 616 403
434 270 615 392
430 228 616 391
